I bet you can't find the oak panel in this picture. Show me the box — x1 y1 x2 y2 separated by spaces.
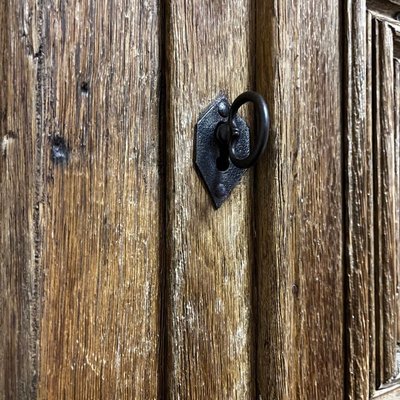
368 12 377 393
35 1 163 398
165 0 254 398
343 4 400 396
255 1 343 399
395 59 400 345
343 2 375 398
374 20 397 386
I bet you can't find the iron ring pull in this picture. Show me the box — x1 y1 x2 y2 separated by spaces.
227 91 270 169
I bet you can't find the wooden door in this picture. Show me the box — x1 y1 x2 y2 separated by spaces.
0 0 399 399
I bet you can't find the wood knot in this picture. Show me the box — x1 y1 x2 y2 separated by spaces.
51 135 69 164
80 81 89 95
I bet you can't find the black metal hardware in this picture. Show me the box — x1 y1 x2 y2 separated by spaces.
195 91 270 208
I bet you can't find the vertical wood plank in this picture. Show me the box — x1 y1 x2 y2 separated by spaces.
395 59 400 345
36 1 163 398
255 1 343 399
342 1 373 398
374 20 397 386
374 20 384 387
367 12 377 394
165 1 254 398
0 1 41 399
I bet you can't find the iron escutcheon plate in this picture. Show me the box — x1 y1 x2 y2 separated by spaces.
195 95 250 209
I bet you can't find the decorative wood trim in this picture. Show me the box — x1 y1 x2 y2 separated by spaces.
345 2 399 397
344 2 372 398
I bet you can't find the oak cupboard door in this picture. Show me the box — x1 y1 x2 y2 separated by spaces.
1 0 399 399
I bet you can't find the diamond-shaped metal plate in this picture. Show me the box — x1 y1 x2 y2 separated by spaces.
195 95 250 208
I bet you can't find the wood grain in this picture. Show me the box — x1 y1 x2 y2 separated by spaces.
374 20 397 387
395 59 400 345
3 0 400 398
373 380 400 398
255 1 343 399
0 1 41 399
343 6 400 396
368 0 400 18
368 11 377 394
343 2 375 398
2 0 163 398
36 1 163 398
165 0 254 398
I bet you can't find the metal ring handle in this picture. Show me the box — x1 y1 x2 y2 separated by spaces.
228 91 270 169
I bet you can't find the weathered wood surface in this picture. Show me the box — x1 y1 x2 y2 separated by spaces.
367 12 377 394
165 1 254 398
374 19 397 387
255 1 343 399
343 2 399 396
0 1 41 399
374 385 400 399
367 0 400 16
3 0 400 399
1 0 163 398
38 0 163 398
343 2 373 398
395 59 400 345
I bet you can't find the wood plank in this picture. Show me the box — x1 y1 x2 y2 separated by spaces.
374 20 397 386
36 1 163 398
254 1 343 399
165 1 254 398
0 1 41 399
343 1 373 398
374 18 384 389
395 59 400 344
367 12 377 395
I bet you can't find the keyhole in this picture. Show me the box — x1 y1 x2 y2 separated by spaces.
216 156 229 171
215 122 231 171
216 146 230 171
